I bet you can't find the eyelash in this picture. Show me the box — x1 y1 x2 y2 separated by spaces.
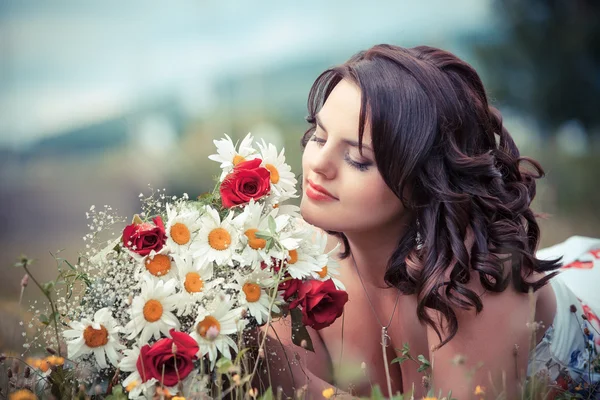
309 133 371 171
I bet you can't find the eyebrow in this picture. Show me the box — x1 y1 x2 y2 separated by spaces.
315 114 373 152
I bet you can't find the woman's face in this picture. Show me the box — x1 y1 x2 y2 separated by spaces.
300 79 405 234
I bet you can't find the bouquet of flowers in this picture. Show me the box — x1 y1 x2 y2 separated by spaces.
11 133 348 399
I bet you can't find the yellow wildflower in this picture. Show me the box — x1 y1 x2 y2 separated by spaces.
9 389 38 400
474 385 485 395
322 387 335 399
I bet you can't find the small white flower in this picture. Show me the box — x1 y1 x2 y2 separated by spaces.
236 269 281 325
164 203 202 256
234 200 287 269
192 206 242 266
63 308 125 369
124 276 180 345
208 133 258 181
279 225 322 279
189 295 247 368
310 230 345 290
257 139 298 204
172 254 223 316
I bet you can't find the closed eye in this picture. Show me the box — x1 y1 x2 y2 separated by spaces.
309 134 326 147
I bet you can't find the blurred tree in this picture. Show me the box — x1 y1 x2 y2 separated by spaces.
475 0 600 135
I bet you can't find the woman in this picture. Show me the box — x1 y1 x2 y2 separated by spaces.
261 44 600 399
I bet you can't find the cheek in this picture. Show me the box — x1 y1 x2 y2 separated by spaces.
301 145 316 174
346 175 399 210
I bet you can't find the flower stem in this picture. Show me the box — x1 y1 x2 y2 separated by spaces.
22 264 63 357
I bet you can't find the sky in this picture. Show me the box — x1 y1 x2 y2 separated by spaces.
0 0 493 149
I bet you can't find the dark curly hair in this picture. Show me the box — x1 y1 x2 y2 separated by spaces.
301 44 561 347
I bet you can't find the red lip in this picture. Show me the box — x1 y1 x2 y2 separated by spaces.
306 179 338 201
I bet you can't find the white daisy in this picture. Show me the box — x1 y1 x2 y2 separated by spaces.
124 276 180 345
309 231 345 290
119 346 157 399
139 246 177 281
192 206 242 267
172 254 223 316
63 307 125 369
189 295 248 367
279 225 322 279
257 139 298 204
236 269 282 325
164 202 202 256
208 132 258 181
233 200 284 269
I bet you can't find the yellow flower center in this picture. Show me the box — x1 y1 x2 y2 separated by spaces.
170 222 191 245
125 380 139 393
287 249 298 264
245 228 266 250
145 254 171 277
143 299 163 322
232 154 245 166
184 272 204 293
208 228 231 250
83 325 109 348
265 163 280 184
317 266 328 278
243 283 262 302
196 315 221 338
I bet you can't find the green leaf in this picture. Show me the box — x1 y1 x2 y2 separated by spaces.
370 385 385 400
417 354 430 365
105 385 129 400
63 260 76 270
401 342 410 355
216 357 233 374
289 307 314 352
268 215 276 233
259 387 273 400
39 314 49 325
265 238 274 252
417 364 429 372
390 356 408 365
254 231 271 240
42 281 55 295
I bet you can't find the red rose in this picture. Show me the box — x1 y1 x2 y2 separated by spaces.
136 329 199 386
122 216 167 256
220 159 271 208
278 277 302 302
289 279 348 330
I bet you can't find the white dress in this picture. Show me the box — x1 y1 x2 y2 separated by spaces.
529 236 600 397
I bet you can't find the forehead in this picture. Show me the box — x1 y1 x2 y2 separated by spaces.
319 79 372 143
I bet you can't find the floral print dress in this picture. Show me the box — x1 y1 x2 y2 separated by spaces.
530 236 600 398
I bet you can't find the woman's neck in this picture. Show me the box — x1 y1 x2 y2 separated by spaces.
343 215 411 288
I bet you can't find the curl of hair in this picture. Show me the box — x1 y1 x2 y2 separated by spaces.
301 44 561 347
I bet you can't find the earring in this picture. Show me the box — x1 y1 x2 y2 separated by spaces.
415 219 424 250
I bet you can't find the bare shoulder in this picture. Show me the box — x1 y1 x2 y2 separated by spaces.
425 273 535 398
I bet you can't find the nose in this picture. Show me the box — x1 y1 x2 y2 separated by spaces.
306 141 337 181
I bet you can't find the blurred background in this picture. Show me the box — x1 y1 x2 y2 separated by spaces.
1 0 599 352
